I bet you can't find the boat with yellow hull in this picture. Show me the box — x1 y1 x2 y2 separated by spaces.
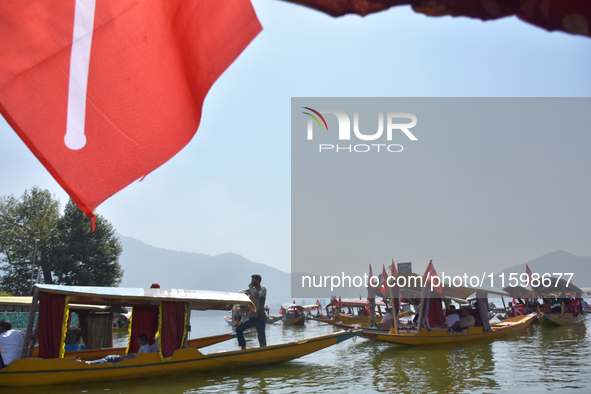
531 276 585 326
0 330 361 387
360 314 537 345
281 303 306 326
311 314 383 325
537 313 585 327
0 284 360 388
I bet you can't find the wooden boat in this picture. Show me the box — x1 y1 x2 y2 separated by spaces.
281 303 306 325
537 313 585 327
311 299 385 324
360 314 536 345
302 304 323 320
531 276 585 326
355 272 536 346
0 285 360 387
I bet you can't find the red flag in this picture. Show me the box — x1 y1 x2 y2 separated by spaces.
0 1 261 225
390 259 398 277
525 264 533 282
367 264 374 290
422 260 443 294
380 264 389 298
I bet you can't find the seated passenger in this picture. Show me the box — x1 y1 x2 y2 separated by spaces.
138 334 152 353
150 336 160 352
445 306 460 328
506 302 514 317
76 354 134 365
0 320 26 369
449 308 475 332
377 308 393 329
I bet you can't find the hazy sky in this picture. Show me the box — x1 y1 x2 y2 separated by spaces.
1 1 590 275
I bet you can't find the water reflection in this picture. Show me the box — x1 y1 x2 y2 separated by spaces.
367 340 497 393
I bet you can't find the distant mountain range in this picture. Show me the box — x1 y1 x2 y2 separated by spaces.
117 234 291 309
494 250 591 288
116 235 591 307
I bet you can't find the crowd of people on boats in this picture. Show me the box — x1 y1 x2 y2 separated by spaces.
505 297 586 318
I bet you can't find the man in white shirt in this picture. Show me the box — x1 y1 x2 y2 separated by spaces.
445 305 461 328
138 334 152 353
377 308 393 329
0 320 26 368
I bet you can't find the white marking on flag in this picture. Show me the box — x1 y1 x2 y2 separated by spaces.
64 0 96 150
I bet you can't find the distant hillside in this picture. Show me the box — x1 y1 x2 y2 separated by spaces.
494 250 591 288
116 234 291 306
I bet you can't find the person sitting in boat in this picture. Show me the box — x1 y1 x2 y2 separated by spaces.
542 298 552 313
551 298 562 313
568 298 581 316
138 334 153 353
376 308 393 329
76 353 135 365
0 320 26 369
236 274 267 350
449 308 475 333
445 305 461 328
506 302 514 317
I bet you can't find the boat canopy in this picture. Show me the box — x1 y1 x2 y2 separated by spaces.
326 299 385 308
281 303 304 311
0 296 127 313
441 279 511 299
502 285 534 299
530 277 583 298
302 304 322 310
387 273 510 299
35 284 255 311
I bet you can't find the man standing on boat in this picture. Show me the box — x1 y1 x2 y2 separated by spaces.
236 274 267 350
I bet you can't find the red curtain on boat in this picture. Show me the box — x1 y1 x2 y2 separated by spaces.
159 302 187 360
127 307 159 354
426 297 444 327
37 293 69 359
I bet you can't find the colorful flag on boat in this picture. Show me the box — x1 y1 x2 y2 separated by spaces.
525 264 534 282
380 264 389 298
422 260 443 294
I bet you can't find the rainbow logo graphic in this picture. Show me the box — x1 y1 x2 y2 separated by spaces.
302 107 329 131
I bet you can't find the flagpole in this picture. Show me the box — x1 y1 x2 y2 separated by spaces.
389 260 399 334
416 285 428 333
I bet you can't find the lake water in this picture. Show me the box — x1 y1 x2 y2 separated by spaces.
5 312 591 393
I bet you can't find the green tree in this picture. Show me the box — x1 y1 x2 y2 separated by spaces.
51 199 123 286
0 189 123 294
0 187 60 294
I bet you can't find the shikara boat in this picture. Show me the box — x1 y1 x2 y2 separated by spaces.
353 272 537 346
361 314 536 345
0 285 361 387
281 303 306 325
311 299 385 324
531 277 586 326
302 304 323 320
